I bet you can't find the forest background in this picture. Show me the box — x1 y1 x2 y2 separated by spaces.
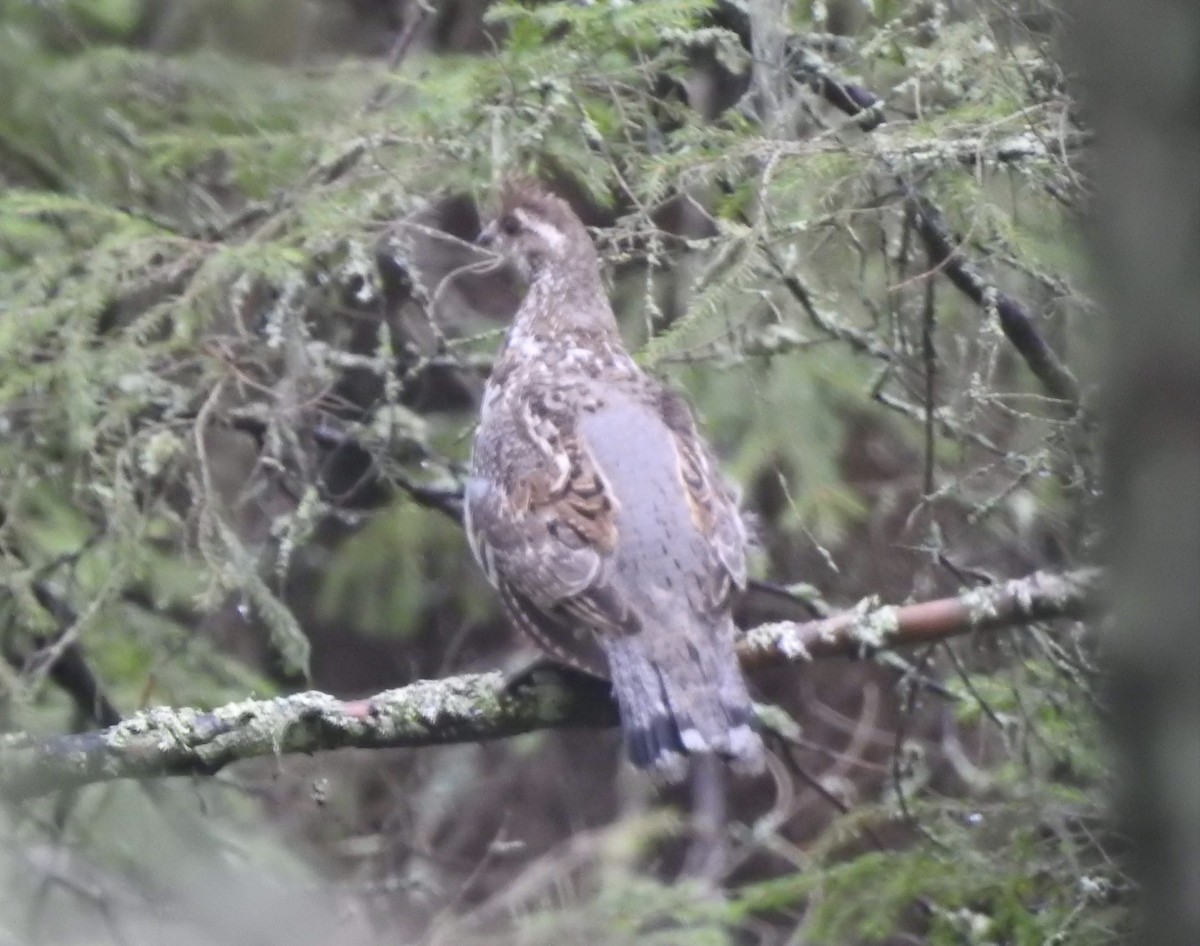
1 1 1195 944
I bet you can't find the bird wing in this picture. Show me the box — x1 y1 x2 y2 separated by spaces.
467 375 746 675
465 382 637 676
653 386 748 607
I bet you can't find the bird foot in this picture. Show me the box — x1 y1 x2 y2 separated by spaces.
502 655 609 696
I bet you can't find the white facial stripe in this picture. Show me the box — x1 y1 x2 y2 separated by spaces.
514 209 566 253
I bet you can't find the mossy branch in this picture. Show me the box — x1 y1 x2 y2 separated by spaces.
0 568 1099 802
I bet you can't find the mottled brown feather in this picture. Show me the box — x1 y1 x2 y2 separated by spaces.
466 179 764 778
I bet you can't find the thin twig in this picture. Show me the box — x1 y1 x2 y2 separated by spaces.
363 2 435 113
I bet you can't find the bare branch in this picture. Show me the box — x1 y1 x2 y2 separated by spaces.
907 194 1081 405
0 568 1100 802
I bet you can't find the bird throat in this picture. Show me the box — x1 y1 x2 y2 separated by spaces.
509 259 621 349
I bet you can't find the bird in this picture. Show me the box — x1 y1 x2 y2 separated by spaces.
465 179 765 782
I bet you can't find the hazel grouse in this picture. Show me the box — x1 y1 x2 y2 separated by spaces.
466 181 765 782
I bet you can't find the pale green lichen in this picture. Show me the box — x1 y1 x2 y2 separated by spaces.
1013 578 1038 619
962 584 1005 625
847 598 897 653
411 679 474 726
745 621 812 662
108 705 196 742
370 673 510 734
137 428 184 477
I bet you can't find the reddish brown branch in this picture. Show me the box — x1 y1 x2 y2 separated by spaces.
739 567 1100 666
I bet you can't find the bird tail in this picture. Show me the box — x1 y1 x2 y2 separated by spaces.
601 618 765 783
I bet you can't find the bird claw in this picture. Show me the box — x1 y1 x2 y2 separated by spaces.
501 655 609 697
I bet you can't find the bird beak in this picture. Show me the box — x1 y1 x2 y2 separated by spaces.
477 221 498 248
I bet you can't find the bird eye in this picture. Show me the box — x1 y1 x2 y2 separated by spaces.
500 214 520 235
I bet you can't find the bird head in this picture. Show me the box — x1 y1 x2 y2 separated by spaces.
477 180 595 283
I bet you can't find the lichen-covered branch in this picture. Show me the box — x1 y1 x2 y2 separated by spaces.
752 15 1084 408
0 670 619 803
0 568 1099 802
738 567 1100 666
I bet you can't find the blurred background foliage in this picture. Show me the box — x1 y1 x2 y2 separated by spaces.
0 0 1121 943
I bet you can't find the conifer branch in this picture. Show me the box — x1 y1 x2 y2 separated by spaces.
0 568 1100 802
